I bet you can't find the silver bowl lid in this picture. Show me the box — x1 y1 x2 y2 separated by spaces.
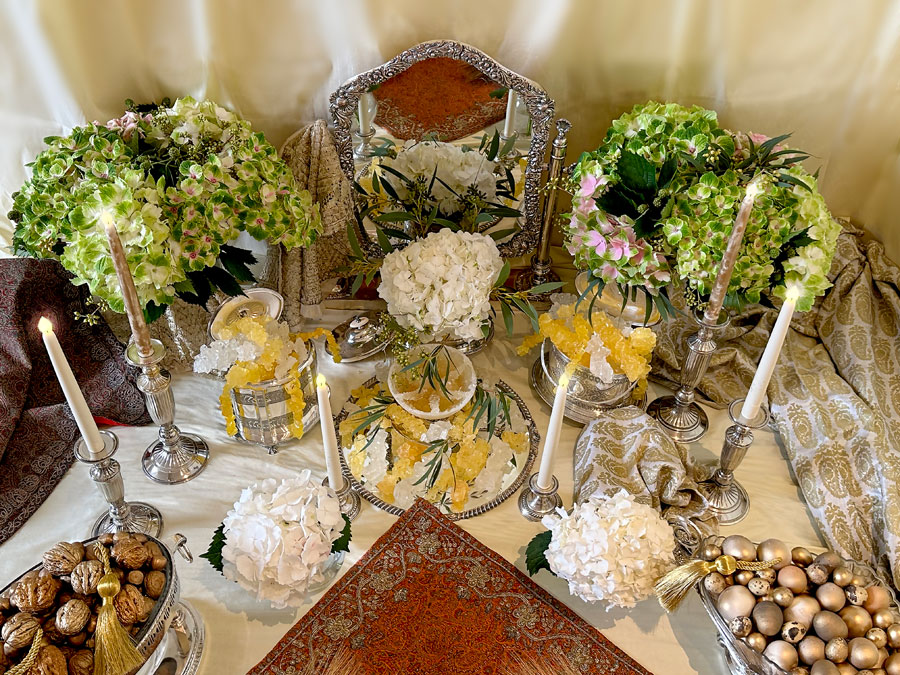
326 311 388 362
208 288 284 340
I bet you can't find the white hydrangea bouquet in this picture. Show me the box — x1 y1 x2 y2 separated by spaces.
526 491 676 609
10 96 321 322
201 472 351 608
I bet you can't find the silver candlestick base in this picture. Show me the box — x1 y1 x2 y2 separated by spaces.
353 128 376 160
698 399 769 525
518 473 563 522
647 308 730 443
126 339 209 484
323 476 361 522
74 430 163 537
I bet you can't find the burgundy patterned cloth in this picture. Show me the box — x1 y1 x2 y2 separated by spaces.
0 259 149 544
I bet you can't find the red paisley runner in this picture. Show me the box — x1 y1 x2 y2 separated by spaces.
249 500 651 675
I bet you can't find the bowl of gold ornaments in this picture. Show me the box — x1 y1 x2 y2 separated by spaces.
0 532 203 675
682 535 900 675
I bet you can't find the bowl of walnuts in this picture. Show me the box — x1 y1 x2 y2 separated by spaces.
0 531 200 675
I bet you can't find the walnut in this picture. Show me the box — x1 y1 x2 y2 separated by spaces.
67 650 92 675
143 571 166 600
66 633 86 647
150 557 166 571
143 541 162 559
42 543 84 576
97 533 113 546
85 615 96 635
133 534 147 544
11 573 60 613
111 539 148 570
138 597 154 623
55 600 88 636
69 562 103 596
126 571 143 586
0 596 10 612
1 612 39 650
28 644 67 675
40 616 65 645
112 585 143 625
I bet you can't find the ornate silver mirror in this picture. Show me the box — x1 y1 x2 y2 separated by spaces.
329 40 555 259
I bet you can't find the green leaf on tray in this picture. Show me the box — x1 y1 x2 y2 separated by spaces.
525 530 554 577
201 522 226 573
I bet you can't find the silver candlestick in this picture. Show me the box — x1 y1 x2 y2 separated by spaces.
323 476 361 522
698 398 769 525
518 473 563 522
514 118 570 298
74 429 163 537
126 339 209 484
353 127 376 160
647 308 730 443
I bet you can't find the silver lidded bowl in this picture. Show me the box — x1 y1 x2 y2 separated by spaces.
1 534 203 675
695 535 899 675
531 338 636 424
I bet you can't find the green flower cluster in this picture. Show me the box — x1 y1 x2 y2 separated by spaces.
10 97 321 313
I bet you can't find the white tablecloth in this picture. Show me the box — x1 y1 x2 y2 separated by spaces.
0 309 826 674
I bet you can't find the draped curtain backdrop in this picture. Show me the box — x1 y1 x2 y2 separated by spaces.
2 0 900 261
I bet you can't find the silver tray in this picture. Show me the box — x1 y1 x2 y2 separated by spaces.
336 377 538 520
1 535 204 675
695 535 899 675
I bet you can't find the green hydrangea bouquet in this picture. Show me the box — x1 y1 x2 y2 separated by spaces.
9 97 321 320
566 101 840 316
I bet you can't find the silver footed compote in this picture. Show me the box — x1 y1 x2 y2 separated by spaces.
126 339 209 484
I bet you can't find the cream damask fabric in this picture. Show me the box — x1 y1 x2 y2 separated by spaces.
652 223 900 585
574 406 717 539
278 120 354 327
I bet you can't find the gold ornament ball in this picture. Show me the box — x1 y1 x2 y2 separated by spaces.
786 596 822 628
815 611 851 641
842 606 874 638
765 640 800 671
886 624 900 649
886 652 900 675
774 587 797 608
793 547 815 566
718 585 758 623
835 664 858 675
873 610 897 631
850 575 868 588
723 535 758 562
815 552 844 573
758 538 792 570
754 601 786 636
780 566 811 594
832 567 854 588
810 662 841 675
792 668 811 675
848 637 879 670
736 570 756 586
701 542 723 561
745 632 768 653
817 583 849 612
867 628 888 649
878 649 890 669
799 636 826 665
864 587 891 614
825 637 850 663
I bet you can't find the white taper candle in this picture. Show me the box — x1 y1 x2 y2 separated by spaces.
502 90 518 139
358 93 373 136
38 317 104 456
316 374 344 491
740 293 797 424
536 374 568 490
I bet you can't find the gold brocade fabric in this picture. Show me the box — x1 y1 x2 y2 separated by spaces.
573 406 718 540
651 223 900 585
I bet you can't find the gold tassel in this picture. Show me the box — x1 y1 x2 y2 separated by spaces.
93 542 145 675
655 554 781 613
7 628 45 675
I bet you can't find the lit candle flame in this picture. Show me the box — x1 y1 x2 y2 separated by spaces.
316 374 327 389
38 316 54 334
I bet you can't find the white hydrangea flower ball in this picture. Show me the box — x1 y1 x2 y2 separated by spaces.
541 491 675 609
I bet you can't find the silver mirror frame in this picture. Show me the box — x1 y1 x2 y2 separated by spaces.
329 39 555 259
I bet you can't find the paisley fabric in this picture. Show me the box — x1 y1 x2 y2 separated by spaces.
249 499 651 675
573 406 717 540
0 259 149 544
652 222 900 586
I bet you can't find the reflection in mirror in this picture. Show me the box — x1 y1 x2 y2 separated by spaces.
330 40 554 259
